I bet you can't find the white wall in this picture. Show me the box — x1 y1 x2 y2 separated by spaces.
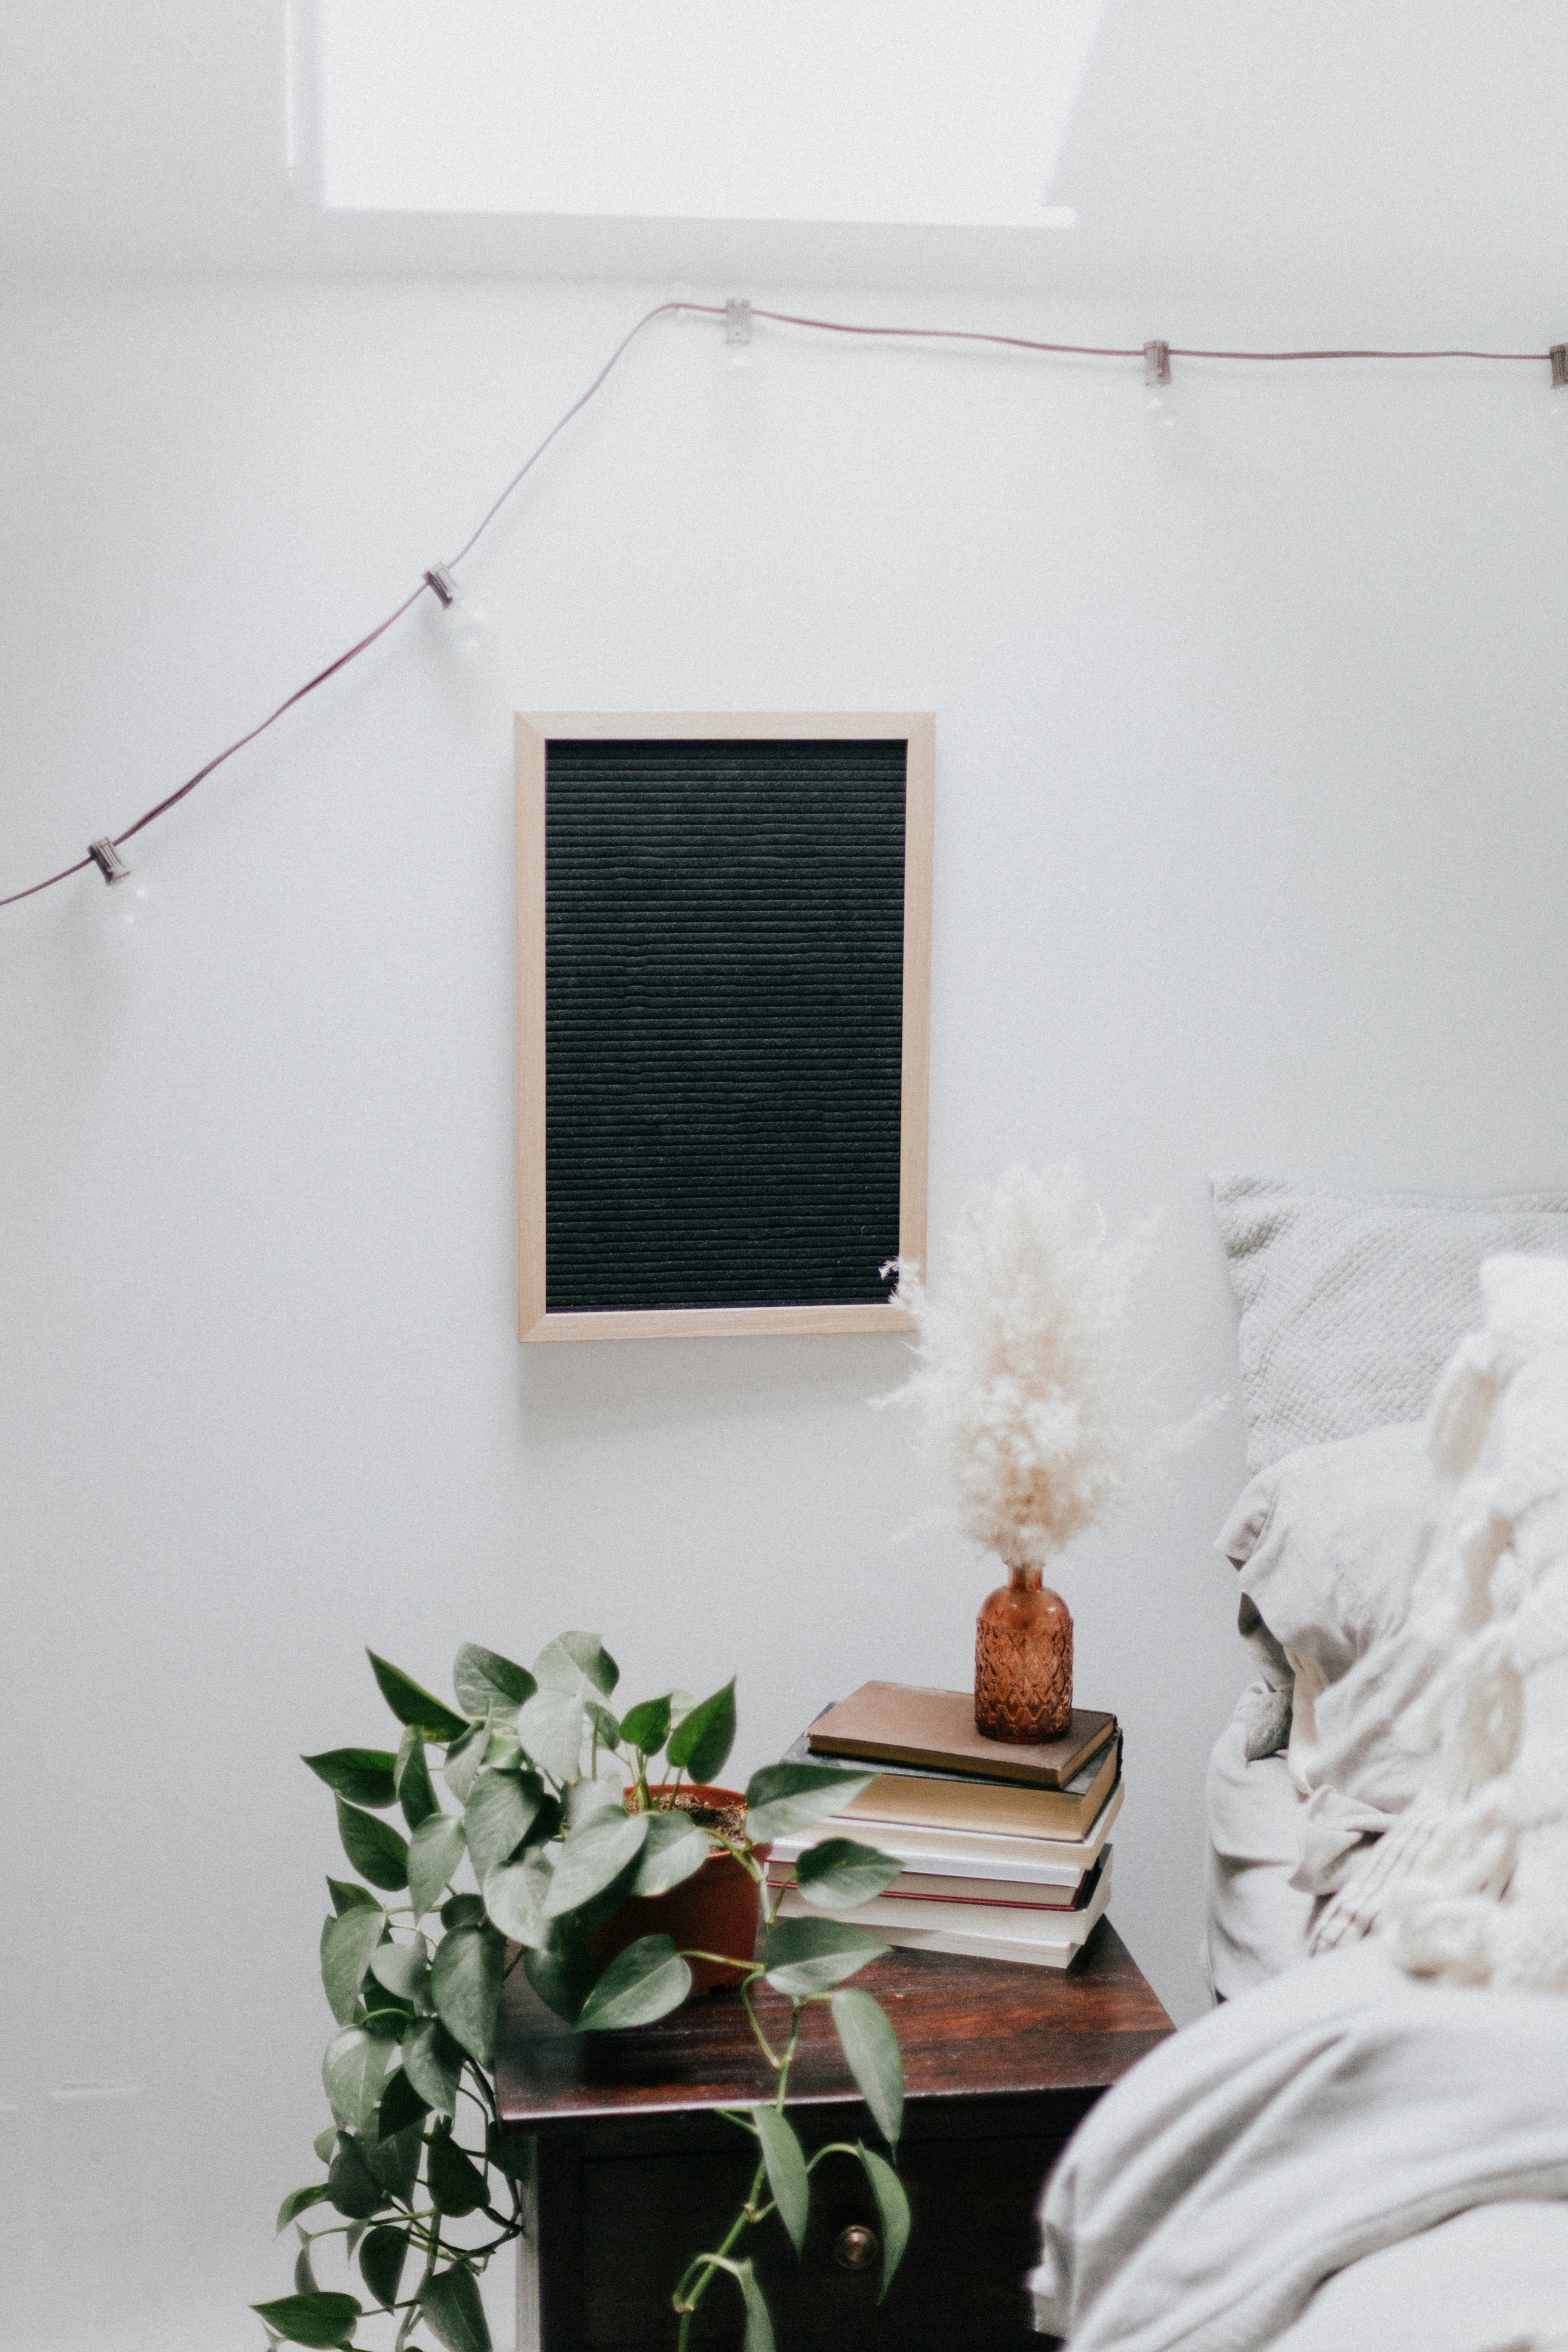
5 273 1568 2346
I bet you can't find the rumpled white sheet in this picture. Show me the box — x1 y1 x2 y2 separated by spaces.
1031 1941 1568 2352
1204 1703 1314 1999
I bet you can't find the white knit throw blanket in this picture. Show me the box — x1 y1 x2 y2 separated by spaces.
1310 1252 1568 1989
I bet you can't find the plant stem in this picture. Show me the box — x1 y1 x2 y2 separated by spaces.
763 1869 794 1927
672 2003 804 2350
393 2217 441 2352
674 2159 768 2352
736 1972 781 2070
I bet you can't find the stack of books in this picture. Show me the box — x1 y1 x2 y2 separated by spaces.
768 1681 1121 1969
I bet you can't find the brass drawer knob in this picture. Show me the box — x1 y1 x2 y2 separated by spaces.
833 2223 880 2273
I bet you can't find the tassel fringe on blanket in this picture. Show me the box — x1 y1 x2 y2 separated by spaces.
1309 1253 1568 1988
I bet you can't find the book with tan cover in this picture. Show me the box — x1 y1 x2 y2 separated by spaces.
767 1779 1124 1882
805 1680 1116 1788
785 1728 1121 1837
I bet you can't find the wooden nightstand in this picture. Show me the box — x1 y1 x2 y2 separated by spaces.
494 1920 1173 2351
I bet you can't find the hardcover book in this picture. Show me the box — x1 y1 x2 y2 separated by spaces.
767 1780 1124 1885
773 1851 1115 1969
805 1682 1116 1789
785 1727 1121 1838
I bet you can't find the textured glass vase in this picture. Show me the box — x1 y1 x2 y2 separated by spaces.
974 1564 1073 1742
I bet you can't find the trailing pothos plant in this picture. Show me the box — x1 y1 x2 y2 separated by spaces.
254 1634 910 2352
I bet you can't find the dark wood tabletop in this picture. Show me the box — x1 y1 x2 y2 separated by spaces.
495 1918 1172 2128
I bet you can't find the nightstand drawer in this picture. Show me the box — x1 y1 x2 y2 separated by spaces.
558 2097 1093 2352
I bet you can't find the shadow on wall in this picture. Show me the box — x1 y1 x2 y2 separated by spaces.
516 1330 913 1442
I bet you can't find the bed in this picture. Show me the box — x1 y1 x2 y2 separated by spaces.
1029 1180 1568 2351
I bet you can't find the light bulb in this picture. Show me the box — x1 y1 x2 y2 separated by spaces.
113 873 155 933
424 564 490 651
1143 340 1177 432
724 297 753 371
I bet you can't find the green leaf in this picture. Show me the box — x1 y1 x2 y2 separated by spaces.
374 2067 429 2142
304 1750 399 1809
484 1724 524 1772
577 1934 692 2031
426 2125 490 2217
370 1935 431 2009
738 2260 777 2352
321 1906 388 2026
586 1701 622 1752
443 1719 490 1806
326 2132 388 2220
407 1813 467 1922
515 1688 586 1784
358 2223 409 2311
454 1643 537 1722
751 2107 809 2255
441 1894 486 1931
543 1811 649 1918
859 2144 912 2301
795 1839 903 1911
464 1768 546 1883
626 1810 708 1898
420 2263 493 2352
328 1878 383 1917
744 1762 876 1844
360 1988 410 2035
618 1695 673 1755
323 2028 399 2135
335 1800 410 1893
294 2238 318 2297
395 1729 441 1831
564 1779 622 1832
830 1988 904 2148
430 1923 505 2067
482 1851 554 1948
523 1935 597 2025
367 1651 469 1742
533 1631 619 1698
665 1678 737 1783
762 1917 887 1996
250 2291 362 2349
487 2124 535 2180
276 2183 332 2234
401 2018 462 2116
362 2119 423 2206
313 2127 339 2166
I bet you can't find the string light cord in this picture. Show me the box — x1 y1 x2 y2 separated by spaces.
2 299 1558 912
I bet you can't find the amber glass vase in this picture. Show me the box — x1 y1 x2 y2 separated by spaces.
974 1564 1073 1742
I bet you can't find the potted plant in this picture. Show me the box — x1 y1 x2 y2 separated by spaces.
252 1634 911 2352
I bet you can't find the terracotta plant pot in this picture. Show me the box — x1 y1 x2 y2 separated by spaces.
585 1785 770 1997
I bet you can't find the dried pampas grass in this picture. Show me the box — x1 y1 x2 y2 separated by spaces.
885 1164 1165 1572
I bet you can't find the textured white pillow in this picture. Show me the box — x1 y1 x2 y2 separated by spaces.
1212 1175 1568 1471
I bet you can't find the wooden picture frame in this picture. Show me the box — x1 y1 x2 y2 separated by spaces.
516 712 933 1341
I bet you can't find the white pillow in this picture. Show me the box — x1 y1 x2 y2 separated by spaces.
1212 1175 1568 1471
1219 1421 1433 1687
1219 1421 1440 1817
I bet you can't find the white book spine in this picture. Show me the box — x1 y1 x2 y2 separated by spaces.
769 1781 1122 1884
774 1853 1112 1947
833 1868 1114 1969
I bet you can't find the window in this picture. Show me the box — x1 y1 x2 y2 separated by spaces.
311 0 1102 225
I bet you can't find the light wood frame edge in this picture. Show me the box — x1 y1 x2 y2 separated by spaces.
515 711 934 1343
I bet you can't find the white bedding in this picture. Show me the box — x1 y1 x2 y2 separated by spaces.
1205 1420 1445 1991
1031 1941 1568 2352
1204 1701 1314 1999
